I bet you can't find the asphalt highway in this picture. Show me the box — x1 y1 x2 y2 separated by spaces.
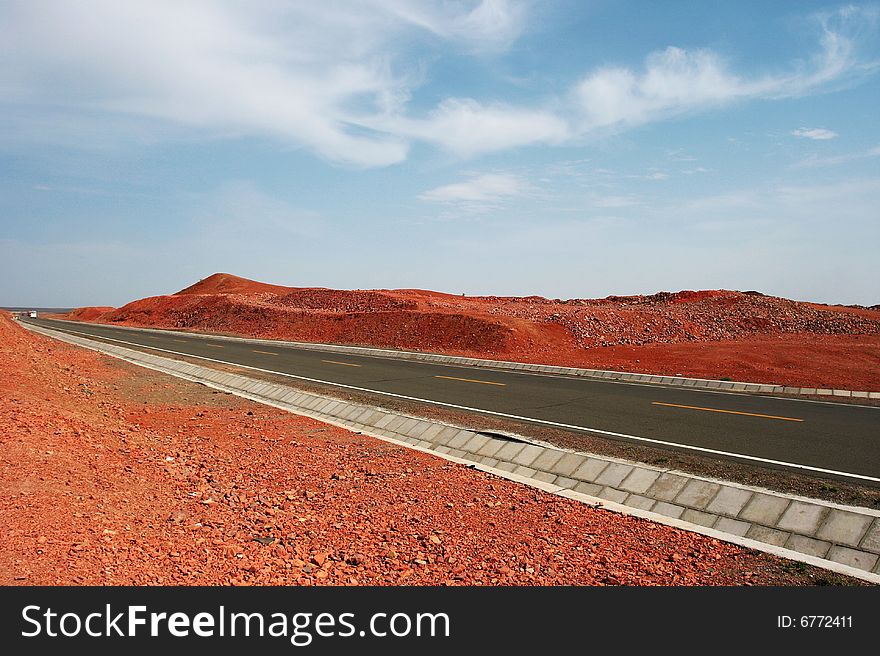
25 317 880 484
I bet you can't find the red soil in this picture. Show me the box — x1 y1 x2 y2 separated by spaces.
65 273 880 390
0 313 847 585
66 306 116 321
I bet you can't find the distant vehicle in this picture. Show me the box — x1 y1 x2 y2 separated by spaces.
29 311 37 318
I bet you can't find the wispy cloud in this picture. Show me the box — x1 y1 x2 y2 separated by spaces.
791 127 839 140
571 7 876 133
383 99 569 158
419 172 528 212
0 2 876 166
0 1 529 167
792 144 880 168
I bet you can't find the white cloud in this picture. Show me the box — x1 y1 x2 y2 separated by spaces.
419 173 527 211
792 144 880 168
0 2 875 166
0 0 528 167
792 127 839 140
572 7 875 132
387 98 569 157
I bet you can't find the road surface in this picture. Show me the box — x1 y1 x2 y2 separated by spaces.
25 317 880 484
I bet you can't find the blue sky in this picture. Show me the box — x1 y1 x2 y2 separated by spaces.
1 1 879 307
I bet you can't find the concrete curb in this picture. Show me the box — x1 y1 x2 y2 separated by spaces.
23 320 880 584
46 319 880 399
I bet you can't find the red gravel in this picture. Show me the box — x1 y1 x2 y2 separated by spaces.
65 273 880 390
1 313 859 586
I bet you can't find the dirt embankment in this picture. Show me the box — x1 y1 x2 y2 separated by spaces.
0 312 858 585
64 273 880 390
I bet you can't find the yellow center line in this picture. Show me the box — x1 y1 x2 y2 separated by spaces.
205 344 224 349
322 360 362 367
253 349 279 356
652 401 803 422
171 339 187 343
435 375 506 387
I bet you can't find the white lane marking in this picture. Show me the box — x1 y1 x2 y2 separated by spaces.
37 319 880 410
45 324 880 484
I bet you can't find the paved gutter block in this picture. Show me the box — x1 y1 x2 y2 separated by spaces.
349 408 374 422
705 487 753 517
396 418 421 435
777 501 828 535
266 386 289 401
533 471 558 484
553 476 578 490
619 468 660 494
417 423 446 443
573 481 603 497
595 463 634 488
337 405 360 420
433 426 462 446
646 473 689 502
652 502 685 519
373 414 398 430
784 534 831 558
495 461 518 473
815 510 873 548
475 439 504 458
739 494 790 526
479 457 499 468
460 434 491 454
549 453 587 478
494 442 526 462
383 416 408 433
714 517 752 537
510 444 546 467
826 547 877 572
746 525 791 547
599 487 628 504
529 449 565 473
512 466 537 478
359 409 388 427
674 480 721 510
681 509 718 529
321 401 343 415
622 494 656 511
446 430 476 450
859 520 880 553
571 458 610 483
404 421 433 439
